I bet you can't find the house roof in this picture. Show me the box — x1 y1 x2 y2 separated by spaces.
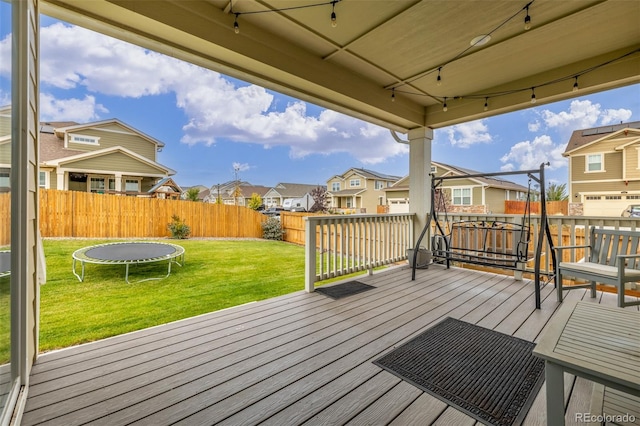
432 161 530 192
334 168 402 182
328 188 366 197
40 127 85 162
51 118 166 148
148 177 183 194
563 121 640 155
268 183 325 198
42 145 176 176
238 185 271 197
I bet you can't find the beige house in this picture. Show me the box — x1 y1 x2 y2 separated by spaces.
33 118 175 195
327 168 401 213
564 121 640 217
385 162 529 214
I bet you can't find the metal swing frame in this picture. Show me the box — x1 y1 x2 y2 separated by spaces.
411 162 557 309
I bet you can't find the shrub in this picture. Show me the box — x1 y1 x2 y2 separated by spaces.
167 215 191 239
262 217 284 240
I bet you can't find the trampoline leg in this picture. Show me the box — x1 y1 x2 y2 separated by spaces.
72 259 85 282
125 264 131 284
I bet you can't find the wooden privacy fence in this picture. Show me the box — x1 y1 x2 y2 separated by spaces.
505 200 568 215
0 193 9 247
34 190 266 240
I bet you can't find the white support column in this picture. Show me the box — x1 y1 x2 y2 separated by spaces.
56 171 65 190
408 127 433 246
114 173 122 193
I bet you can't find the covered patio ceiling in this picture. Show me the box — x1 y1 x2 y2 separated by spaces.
41 0 640 133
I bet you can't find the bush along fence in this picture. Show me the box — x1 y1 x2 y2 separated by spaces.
0 190 266 245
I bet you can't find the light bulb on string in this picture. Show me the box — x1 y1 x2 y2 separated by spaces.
443 97 448 112
330 1 337 27
524 5 531 30
484 98 489 112
391 88 395 102
530 88 537 104
234 14 240 34
573 77 579 92
437 67 442 86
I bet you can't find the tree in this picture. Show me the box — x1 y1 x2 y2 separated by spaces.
309 186 328 213
248 193 263 210
546 183 568 201
185 187 201 202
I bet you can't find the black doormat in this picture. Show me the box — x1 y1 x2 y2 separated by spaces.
315 281 375 299
373 317 545 426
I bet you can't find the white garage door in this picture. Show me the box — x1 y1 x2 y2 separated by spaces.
582 195 637 217
388 199 409 214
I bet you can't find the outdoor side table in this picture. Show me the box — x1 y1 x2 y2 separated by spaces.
532 301 640 426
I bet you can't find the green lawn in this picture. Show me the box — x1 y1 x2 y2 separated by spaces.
38 238 306 353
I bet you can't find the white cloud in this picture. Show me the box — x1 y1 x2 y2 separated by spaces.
528 120 541 132
40 94 108 122
232 162 251 172
446 120 492 148
540 99 632 134
29 23 405 164
500 135 566 171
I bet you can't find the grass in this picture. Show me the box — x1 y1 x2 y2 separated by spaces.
38 238 306 353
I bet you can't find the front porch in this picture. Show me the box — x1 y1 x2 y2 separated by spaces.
22 264 635 425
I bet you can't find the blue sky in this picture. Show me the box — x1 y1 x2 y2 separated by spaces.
1 10 639 189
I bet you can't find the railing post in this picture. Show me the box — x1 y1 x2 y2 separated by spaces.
305 217 316 292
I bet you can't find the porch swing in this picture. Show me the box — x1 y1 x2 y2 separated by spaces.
410 162 556 309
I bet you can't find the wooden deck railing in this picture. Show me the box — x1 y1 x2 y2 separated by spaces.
304 214 414 291
303 212 639 291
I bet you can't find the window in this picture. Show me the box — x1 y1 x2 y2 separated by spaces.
431 165 437 174
346 199 352 207
0 170 9 189
627 195 640 200
586 154 603 172
90 177 105 193
375 180 385 190
70 134 99 145
605 195 621 200
452 188 472 205
332 182 340 191
125 179 139 192
349 179 361 187
39 171 47 188
585 196 601 200
108 179 116 191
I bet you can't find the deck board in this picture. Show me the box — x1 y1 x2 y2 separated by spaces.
21 264 638 425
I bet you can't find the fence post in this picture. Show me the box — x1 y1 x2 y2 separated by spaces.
305 216 316 292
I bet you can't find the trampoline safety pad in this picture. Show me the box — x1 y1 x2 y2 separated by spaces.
72 242 185 283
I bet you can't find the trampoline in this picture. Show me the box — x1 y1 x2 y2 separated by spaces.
0 250 9 278
72 242 185 283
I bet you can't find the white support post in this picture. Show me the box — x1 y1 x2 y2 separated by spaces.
408 127 434 246
304 217 317 292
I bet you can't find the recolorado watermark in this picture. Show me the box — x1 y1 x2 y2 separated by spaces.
575 413 636 423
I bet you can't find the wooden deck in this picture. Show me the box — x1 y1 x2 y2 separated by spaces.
21 265 639 425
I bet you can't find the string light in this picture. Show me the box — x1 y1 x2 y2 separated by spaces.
331 1 337 27
436 67 442 86
230 0 340 33
443 97 448 112
524 4 531 30
572 76 579 92
530 87 536 104
484 97 489 111
391 88 395 102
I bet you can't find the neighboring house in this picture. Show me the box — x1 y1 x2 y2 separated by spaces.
384 162 529 214
263 182 325 208
181 185 210 201
32 118 175 195
563 121 640 217
206 180 270 206
327 168 401 213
